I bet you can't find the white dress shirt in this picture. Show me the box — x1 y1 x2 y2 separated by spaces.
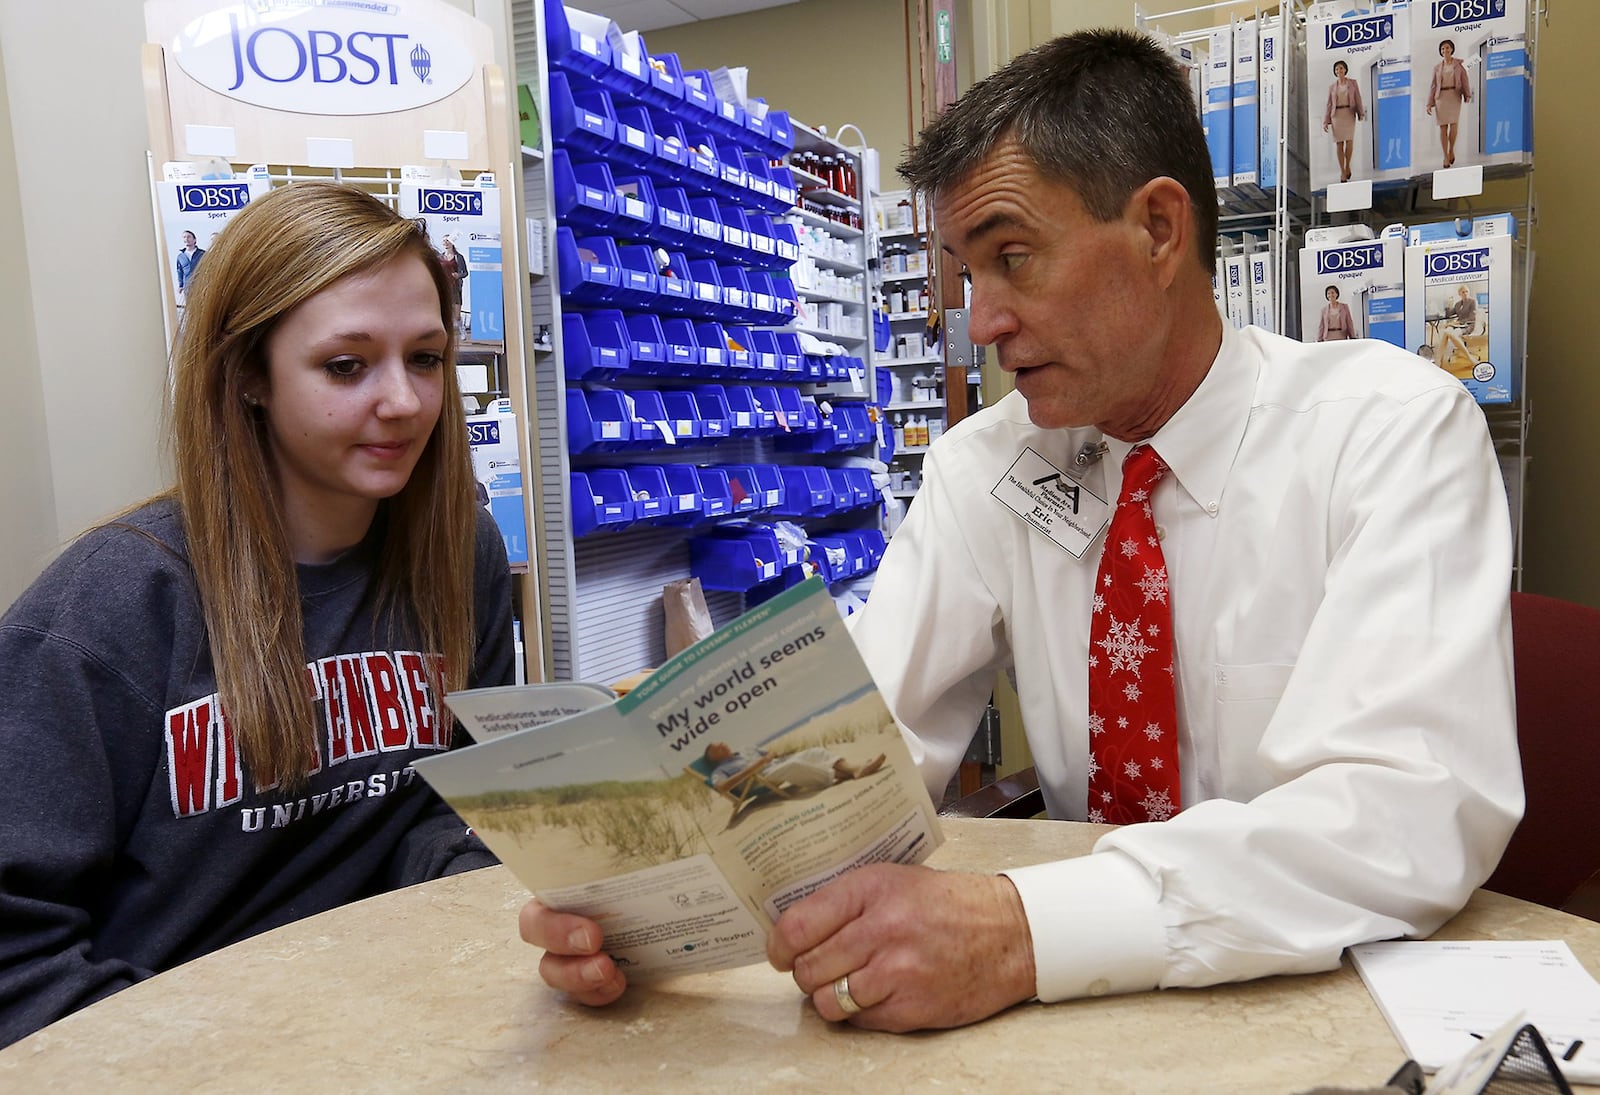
849 325 1522 1002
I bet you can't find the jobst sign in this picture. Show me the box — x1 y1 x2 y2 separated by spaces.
168 2 477 115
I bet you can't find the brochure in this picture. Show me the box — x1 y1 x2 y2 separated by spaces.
414 578 943 979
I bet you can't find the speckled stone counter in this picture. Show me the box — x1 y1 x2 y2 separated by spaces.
3 819 1594 1093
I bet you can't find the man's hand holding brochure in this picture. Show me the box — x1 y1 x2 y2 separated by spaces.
415 578 943 979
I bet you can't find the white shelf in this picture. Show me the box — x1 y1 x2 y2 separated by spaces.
889 489 920 498
792 205 862 238
887 310 929 322
879 226 921 239
796 286 864 306
879 355 941 366
792 325 867 344
788 168 859 210
520 145 544 161
881 269 930 283
896 445 931 455
808 253 864 275
885 399 944 411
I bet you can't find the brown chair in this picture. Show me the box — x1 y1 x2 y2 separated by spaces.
1484 591 1600 918
942 592 1600 922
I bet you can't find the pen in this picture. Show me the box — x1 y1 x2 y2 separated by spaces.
1565 1039 1584 1062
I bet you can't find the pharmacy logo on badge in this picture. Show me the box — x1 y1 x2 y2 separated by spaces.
1473 360 1497 383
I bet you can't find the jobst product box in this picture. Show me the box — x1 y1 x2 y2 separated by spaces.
156 171 272 306
467 403 529 565
1403 211 1518 246
1204 25 1234 188
400 177 504 345
1231 19 1260 187
1410 0 1532 173
1306 2 1412 191
1258 13 1309 197
1404 233 1519 404
1248 238 1277 333
1300 236 1405 349
1224 250 1252 331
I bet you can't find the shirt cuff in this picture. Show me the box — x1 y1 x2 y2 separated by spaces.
1001 849 1169 1002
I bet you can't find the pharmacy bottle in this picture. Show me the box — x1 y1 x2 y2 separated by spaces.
892 413 906 449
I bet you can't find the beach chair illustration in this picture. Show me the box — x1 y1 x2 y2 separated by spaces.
684 753 795 820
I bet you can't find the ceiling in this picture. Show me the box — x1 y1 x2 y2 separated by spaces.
579 0 803 34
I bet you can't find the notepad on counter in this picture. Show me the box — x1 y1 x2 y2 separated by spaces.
1350 940 1600 1085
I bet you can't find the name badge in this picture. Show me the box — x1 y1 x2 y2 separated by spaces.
991 447 1111 559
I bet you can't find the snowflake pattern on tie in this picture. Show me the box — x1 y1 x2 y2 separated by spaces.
1087 446 1181 825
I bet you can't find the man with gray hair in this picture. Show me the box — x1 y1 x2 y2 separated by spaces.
522 28 1520 1033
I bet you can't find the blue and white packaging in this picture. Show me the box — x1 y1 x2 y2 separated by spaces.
1232 19 1260 187
1403 211 1518 245
1300 236 1406 349
1410 0 1531 173
1204 25 1233 188
155 168 272 305
1404 233 1520 403
1258 14 1309 197
400 176 504 345
467 400 529 565
1306 2 1412 190
1224 249 1251 331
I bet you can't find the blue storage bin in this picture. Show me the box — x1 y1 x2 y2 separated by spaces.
768 275 800 322
561 310 630 381
744 273 777 323
637 47 685 110
690 384 733 440
653 188 697 252
543 0 611 80
677 67 717 121
739 153 777 211
845 467 876 507
744 212 779 260
750 464 787 512
764 110 795 157
857 527 888 569
569 470 634 537
548 72 616 157
613 244 660 308
609 103 656 168
648 114 693 181
624 389 669 447
719 206 751 255
566 389 626 453
724 385 768 434
690 526 783 591
719 266 752 318
556 228 622 304
842 403 874 447
707 135 749 197
659 463 703 521
622 312 667 373
720 464 761 515
661 318 702 372
610 175 656 236
743 101 773 148
687 259 726 312
696 467 733 519
552 149 618 232
796 393 822 433
773 331 808 376
747 385 783 433
745 329 783 375
683 71 745 142
813 532 866 577
660 389 703 444
624 464 670 522
824 470 856 512
771 220 801 264
686 197 728 256
769 386 806 433
650 252 693 311
774 466 833 517
600 36 651 102
680 125 723 192
694 321 737 371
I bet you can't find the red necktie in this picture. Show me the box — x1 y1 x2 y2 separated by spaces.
1088 445 1181 825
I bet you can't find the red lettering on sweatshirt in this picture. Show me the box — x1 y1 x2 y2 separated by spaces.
365 652 412 750
397 651 442 749
336 655 379 758
165 697 215 817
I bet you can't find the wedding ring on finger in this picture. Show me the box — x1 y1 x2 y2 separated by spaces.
833 973 864 1017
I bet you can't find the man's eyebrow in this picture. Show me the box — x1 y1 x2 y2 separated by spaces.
954 210 1027 251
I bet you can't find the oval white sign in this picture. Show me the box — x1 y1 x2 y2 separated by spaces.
168 2 477 116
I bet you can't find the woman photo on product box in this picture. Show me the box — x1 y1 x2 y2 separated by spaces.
1317 283 1356 342
1427 39 1473 169
0 181 515 1049
1322 60 1365 184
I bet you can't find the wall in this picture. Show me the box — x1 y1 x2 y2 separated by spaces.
646 0 917 181
0 48 58 609
0 1 171 611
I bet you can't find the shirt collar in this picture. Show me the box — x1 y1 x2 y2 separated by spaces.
1103 323 1257 517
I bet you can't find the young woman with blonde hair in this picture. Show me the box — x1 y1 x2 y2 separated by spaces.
0 181 515 1047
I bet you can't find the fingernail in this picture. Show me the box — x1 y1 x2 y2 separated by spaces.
582 958 608 985
568 929 590 951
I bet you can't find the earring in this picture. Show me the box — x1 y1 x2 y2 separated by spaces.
243 393 261 407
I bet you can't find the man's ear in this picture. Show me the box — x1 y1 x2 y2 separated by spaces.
1127 177 1193 290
